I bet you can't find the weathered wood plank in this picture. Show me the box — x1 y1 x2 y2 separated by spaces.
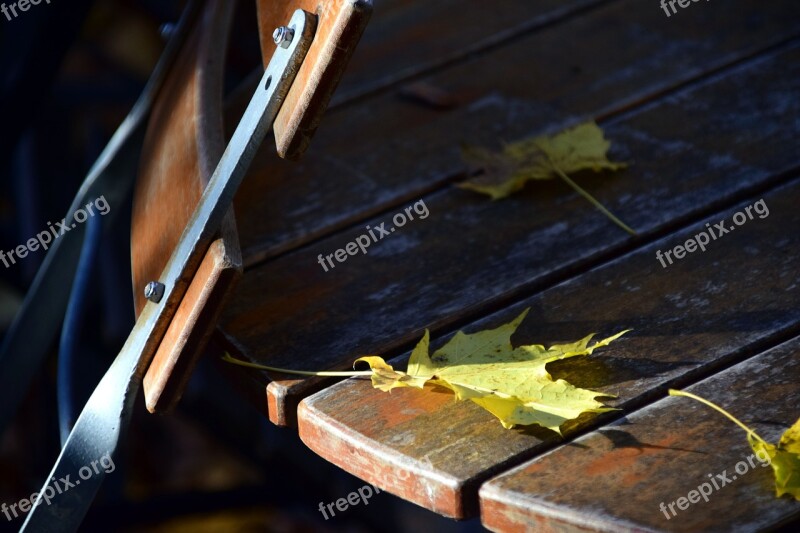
222 40 800 428
331 0 605 105
225 0 598 126
232 0 800 264
480 337 800 532
298 175 800 518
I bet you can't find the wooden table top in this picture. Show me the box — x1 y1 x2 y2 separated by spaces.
215 0 800 530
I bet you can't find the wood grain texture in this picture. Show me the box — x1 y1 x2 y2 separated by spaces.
144 234 242 413
480 337 800 532
298 175 800 518
233 0 800 265
222 37 800 428
132 0 242 412
331 0 603 105
132 0 233 316
256 0 372 159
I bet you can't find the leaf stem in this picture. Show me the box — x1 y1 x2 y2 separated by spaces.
668 389 768 444
551 165 637 236
222 353 373 377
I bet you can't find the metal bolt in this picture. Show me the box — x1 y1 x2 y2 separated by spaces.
144 281 165 303
272 25 295 48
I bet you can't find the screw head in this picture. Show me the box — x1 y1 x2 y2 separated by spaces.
272 25 295 48
144 281 165 303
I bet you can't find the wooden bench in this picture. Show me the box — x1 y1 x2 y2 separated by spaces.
138 0 800 529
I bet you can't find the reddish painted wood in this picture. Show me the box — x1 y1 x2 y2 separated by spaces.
132 0 243 412
480 337 800 532
255 0 372 159
298 175 800 518
222 36 800 427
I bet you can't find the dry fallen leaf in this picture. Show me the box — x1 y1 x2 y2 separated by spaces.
460 121 635 234
356 309 628 433
222 311 628 433
670 390 800 501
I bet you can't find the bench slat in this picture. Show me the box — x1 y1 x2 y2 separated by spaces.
480 337 800 532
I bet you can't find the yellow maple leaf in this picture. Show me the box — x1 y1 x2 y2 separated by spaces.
459 121 635 235
356 309 628 433
670 390 800 501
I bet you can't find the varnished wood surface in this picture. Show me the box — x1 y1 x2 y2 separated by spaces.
480 337 800 532
221 3 800 427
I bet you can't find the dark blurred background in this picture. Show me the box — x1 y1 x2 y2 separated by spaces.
0 1 482 531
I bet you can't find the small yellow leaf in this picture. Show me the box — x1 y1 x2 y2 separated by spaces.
748 420 800 500
670 390 800 502
354 356 428 392
459 121 636 235
532 121 628 177
460 121 626 200
460 143 551 200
